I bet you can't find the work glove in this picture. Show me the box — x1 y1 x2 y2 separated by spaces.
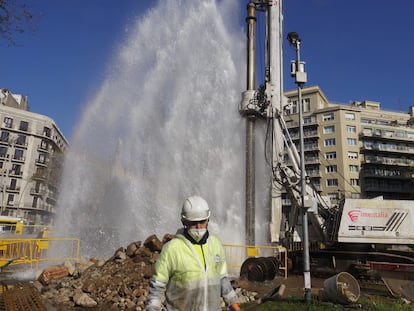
229 302 241 311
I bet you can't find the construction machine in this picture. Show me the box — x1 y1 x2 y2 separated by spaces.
240 0 414 300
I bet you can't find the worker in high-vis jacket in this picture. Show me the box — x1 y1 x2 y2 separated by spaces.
146 195 241 311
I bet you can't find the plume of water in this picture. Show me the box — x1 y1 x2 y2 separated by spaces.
56 0 270 257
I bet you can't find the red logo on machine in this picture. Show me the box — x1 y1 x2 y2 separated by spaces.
348 210 361 222
348 209 389 223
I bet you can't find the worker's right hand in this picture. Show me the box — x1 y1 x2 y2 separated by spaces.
229 302 241 311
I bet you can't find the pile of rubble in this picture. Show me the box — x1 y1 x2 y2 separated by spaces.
35 234 260 310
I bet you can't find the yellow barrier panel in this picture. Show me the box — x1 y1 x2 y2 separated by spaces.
223 244 288 279
246 246 259 257
0 237 80 273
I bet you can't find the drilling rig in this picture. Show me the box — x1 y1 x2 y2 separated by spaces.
239 0 414 301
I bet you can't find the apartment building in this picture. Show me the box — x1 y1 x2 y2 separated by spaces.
283 85 414 203
0 89 68 226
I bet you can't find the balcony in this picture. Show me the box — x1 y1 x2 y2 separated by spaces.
35 159 48 167
361 168 413 179
36 129 52 138
305 156 320 164
15 141 28 149
30 187 46 196
360 130 414 142
286 118 319 128
8 170 23 177
37 144 51 153
361 143 414 155
6 186 20 193
363 184 412 194
290 130 319 140
35 202 54 212
307 170 321 177
362 155 414 166
303 143 320 151
12 156 25 163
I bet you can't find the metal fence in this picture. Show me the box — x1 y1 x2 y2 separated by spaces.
0 237 80 272
0 238 287 281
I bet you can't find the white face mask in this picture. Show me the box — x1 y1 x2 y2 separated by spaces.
188 228 207 242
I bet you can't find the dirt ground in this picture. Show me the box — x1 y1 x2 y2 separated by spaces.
14 274 401 311
47 275 398 311
234 273 397 304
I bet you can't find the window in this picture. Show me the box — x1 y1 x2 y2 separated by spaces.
0 131 9 142
16 135 26 146
327 179 338 187
38 153 46 164
11 164 21 175
32 196 38 208
345 112 355 120
289 98 311 114
325 138 336 146
19 121 28 131
326 165 337 173
304 142 316 150
328 192 340 201
303 98 311 112
304 116 312 124
325 152 337 160
346 125 356 133
43 127 51 138
385 131 394 138
14 149 23 161
323 113 334 121
288 100 297 114
349 165 359 172
363 128 372 136
363 141 373 149
40 140 48 150
9 179 17 190
347 138 357 146
4 117 13 128
7 194 14 206
348 151 358 160
361 118 370 124
350 179 359 186
323 125 335 134
0 147 7 158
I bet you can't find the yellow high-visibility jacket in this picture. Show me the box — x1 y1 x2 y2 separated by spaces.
146 231 238 311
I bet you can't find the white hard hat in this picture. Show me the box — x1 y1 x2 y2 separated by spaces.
181 196 211 222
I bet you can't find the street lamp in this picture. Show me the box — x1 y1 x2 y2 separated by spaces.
287 31 312 304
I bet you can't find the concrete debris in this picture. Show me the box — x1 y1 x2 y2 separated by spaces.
38 264 69 285
37 234 260 310
73 292 98 308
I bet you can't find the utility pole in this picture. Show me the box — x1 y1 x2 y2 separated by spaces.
287 31 312 304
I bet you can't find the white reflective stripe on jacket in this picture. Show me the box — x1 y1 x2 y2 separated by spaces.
151 233 228 311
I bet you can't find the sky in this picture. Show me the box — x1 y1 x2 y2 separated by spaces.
2 0 414 141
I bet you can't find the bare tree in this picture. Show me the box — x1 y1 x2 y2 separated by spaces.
0 0 34 46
